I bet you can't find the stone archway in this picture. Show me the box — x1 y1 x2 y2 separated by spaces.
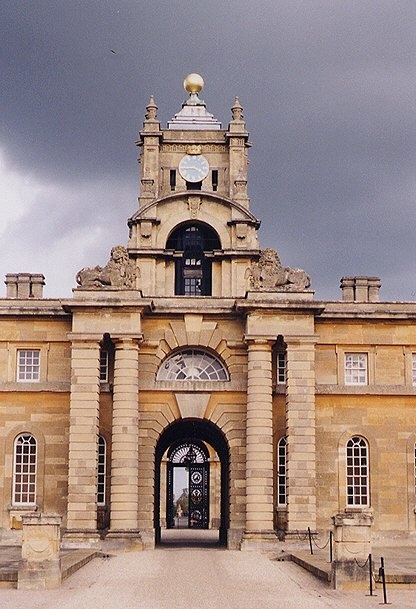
154 418 229 546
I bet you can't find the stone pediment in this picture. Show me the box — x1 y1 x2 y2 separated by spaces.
129 192 260 226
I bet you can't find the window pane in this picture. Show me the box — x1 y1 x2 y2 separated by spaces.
100 350 109 383
97 436 106 505
17 350 41 382
13 434 37 505
277 353 286 384
277 437 287 506
346 436 369 506
344 353 368 385
412 354 416 386
157 349 229 381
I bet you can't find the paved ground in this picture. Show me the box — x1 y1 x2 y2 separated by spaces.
1 531 415 609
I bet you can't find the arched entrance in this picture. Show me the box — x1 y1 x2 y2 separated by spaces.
155 418 229 546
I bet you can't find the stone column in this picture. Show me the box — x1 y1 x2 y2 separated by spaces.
242 337 276 547
108 337 141 536
285 336 317 535
66 337 100 542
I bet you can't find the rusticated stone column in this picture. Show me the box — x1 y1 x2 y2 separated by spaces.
242 337 276 547
66 337 100 541
285 335 317 535
108 337 141 535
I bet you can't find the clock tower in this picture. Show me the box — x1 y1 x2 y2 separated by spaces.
127 74 261 297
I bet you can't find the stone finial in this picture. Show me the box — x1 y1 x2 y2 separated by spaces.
76 245 138 289
145 95 158 120
340 276 381 302
246 248 311 292
231 96 244 121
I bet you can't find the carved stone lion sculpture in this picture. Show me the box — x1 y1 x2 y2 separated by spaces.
76 246 138 289
247 248 310 291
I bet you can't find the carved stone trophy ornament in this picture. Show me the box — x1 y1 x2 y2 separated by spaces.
246 248 310 291
76 246 137 289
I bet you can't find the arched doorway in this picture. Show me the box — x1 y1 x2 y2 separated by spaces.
155 418 229 546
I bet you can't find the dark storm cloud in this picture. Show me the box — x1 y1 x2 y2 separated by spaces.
1 1 416 299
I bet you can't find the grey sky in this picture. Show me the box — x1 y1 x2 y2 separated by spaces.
2 1 416 300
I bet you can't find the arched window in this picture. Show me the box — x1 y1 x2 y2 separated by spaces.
346 436 369 507
13 434 37 506
166 223 221 296
157 349 229 381
277 437 287 506
97 436 106 506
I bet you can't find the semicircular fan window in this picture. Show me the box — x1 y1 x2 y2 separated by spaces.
157 349 229 381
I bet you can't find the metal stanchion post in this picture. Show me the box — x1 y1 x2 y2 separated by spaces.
379 557 390 604
308 526 313 555
329 531 333 563
368 553 375 596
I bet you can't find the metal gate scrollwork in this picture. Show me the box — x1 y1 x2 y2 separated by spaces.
167 440 209 529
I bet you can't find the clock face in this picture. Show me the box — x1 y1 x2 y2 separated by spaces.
179 154 209 183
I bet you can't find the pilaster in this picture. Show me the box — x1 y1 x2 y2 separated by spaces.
285 335 318 534
242 336 276 545
108 336 141 536
66 336 101 540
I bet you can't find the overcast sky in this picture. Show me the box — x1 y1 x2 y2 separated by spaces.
2 1 416 301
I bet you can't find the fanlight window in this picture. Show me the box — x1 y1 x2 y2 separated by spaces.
157 349 229 381
169 442 208 464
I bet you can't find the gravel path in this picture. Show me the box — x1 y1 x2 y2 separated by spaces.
0 547 414 609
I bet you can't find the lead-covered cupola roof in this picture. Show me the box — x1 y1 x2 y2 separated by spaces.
167 73 222 130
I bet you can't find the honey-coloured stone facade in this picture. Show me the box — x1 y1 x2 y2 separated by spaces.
1 76 416 551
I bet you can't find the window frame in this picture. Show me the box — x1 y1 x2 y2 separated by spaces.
157 348 229 382
412 353 416 386
277 437 287 507
346 435 369 507
12 433 37 506
97 435 106 506
344 352 368 386
277 352 287 385
100 350 109 383
16 349 41 383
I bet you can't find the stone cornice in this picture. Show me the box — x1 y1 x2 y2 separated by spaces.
62 292 152 312
148 297 237 315
316 384 416 396
317 300 416 320
0 299 69 317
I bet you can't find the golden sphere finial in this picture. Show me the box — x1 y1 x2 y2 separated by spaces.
183 73 204 94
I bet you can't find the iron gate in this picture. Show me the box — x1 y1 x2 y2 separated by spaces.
167 440 209 529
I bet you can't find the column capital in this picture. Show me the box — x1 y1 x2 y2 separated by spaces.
67 333 103 345
284 334 319 346
113 334 143 347
244 335 276 347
